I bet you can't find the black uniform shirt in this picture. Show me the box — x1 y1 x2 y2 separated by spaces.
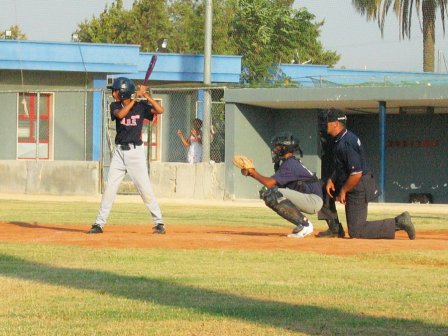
332 129 370 189
111 101 154 145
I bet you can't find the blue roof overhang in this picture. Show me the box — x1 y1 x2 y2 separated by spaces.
123 53 242 83
0 40 139 74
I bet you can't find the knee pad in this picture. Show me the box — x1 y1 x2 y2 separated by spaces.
263 187 308 226
262 186 284 208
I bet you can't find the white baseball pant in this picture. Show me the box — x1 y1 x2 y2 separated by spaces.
95 144 163 227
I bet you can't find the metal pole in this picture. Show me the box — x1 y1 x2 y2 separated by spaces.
36 93 40 160
202 0 212 162
378 101 386 202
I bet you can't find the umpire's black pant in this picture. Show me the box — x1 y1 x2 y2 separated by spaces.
318 182 338 221
345 174 396 239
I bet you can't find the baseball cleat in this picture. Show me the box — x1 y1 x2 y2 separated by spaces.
315 219 346 238
315 229 338 238
288 223 313 238
152 223 166 234
395 211 416 240
88 224 103 234
291 224 304 234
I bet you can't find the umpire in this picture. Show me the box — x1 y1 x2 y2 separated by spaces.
323 109 415 240
316 109 345 238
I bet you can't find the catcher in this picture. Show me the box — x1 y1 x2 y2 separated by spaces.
233 132 323 238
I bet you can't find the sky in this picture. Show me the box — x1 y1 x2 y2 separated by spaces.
295 0 448 72
0 0 447 73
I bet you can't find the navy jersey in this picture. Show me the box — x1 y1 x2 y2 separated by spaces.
111 101 154 145
272 157 323 198
332 129 370 188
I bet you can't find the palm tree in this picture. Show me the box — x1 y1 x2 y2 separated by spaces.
352 0 448 72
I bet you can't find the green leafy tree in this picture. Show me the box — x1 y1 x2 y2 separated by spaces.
0 25 27 40
75 0 339 83
232 0 339 83
352 0 448 72
209 0 239 55
167 0 237 54
75 0 129 44
75 0 171 52
128 0 171 51
168 0 205 53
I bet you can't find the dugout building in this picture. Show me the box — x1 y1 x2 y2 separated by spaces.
0 40 447 203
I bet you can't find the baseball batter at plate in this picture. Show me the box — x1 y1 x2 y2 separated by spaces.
88 77 165 234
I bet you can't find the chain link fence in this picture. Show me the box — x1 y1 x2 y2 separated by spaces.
152 87 225 163
102 87 225 163
100 87 226 193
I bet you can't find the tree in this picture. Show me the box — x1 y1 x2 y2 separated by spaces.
352 0 448 72
168 0 205 53
0 25 27 40
232 0 339 83
74 0 340 83
128 0 171 51
75 0 171 52
167 0 238 54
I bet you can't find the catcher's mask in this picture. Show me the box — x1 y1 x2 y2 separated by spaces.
270 132 303 163
108 77 136 100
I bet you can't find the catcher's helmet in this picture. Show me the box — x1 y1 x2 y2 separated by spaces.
108 77 135 100
270 132 303 163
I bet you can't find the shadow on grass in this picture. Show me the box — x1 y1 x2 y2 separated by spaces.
8 221 84 233
0 253 446 335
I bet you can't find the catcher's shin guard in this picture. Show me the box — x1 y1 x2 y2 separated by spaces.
262 187 310 227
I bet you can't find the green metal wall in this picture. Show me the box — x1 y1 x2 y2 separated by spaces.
0 70 95 161
350 113 448 203
225 104 320 199
0 93 18 159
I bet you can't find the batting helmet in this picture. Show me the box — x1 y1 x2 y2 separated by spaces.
270 132 303 163
108 77 136 100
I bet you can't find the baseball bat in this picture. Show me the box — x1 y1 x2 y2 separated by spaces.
143 54 158 85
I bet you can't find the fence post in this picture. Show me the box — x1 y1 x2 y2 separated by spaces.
202 0 213 162
378 101 386 202
36 93 40 160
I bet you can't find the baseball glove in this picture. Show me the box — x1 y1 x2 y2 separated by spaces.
232 155 255 176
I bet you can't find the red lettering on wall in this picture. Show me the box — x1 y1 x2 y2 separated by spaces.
387 139 439 148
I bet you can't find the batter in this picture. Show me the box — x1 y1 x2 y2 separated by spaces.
88 77 165 234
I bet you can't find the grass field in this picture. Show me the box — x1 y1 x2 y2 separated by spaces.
0 197 447 335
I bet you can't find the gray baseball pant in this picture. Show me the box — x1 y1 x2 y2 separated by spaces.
278 188 323 214
95 144 163 227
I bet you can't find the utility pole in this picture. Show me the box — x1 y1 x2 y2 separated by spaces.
202 0 212 162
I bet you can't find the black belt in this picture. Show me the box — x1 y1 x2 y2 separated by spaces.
117 142 141 150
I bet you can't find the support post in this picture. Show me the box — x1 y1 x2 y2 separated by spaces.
202 0 213 162
378 101 387 202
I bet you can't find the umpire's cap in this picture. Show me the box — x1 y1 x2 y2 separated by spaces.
326 108 347 123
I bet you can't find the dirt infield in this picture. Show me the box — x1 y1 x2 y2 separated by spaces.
1 221 447 256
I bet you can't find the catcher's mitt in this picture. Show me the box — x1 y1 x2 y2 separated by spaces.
232 155 255 176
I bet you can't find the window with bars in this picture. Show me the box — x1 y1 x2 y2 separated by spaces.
142 109 162 162
17 92 53 160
